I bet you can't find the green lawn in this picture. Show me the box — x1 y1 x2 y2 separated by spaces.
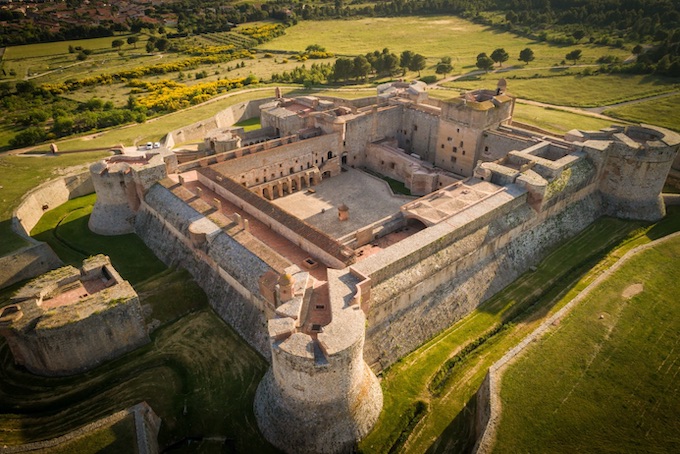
0 152 110 257
234 116 262 131
359 208 680 453
260 16 630 73
30 194 166 285
3 35 141 60
512 103 627 135
605 93 680 133
494 235 680 453
444 73 679 108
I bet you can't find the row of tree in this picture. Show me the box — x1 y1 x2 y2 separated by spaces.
475 48 535 71
331 48 432 82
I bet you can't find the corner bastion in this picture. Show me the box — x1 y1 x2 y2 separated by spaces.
0 255 149 376
89 150 176 235
254 268 382 454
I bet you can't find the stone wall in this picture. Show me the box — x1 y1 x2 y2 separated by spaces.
212 133 342 186
397 105 440 161
166 98 271 148
13 171 93 237
135 183 272 357
2 288 149 376
254 268 382 454
345 106 403 167
359 184 602 369
2 171 93 290
0 243 62 290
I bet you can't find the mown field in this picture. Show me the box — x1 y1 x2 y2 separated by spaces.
443 73 680 108
359 208 680 453
258 16 630 73
493 234 680 453
605 93 680 133
0 195 276 452
511 103 626 134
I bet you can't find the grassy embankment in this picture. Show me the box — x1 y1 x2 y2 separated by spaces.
30 194 166 285
494 234 680 453
0 151 110 256
0 194 275 453
359 207 680 454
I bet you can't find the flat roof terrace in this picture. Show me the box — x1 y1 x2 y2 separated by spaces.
401 178 504 226
270 167 414 240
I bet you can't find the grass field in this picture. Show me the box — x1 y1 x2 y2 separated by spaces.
605 93 680 133
443 73 680 108
259 16 630 73
493 235 680 453
512 103 627 135
0 151 110 256
359 207 680 453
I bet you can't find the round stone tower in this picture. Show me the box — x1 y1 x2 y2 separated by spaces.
89 160 139 235
254 269 382 453
598 125 680 221
89 153 170 235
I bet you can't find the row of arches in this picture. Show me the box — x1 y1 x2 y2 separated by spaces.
256 168 321 200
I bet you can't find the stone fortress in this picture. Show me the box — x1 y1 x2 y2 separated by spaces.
47 80 680 452
0 255 149 376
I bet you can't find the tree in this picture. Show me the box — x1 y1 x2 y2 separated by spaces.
351 55 371 81
476 54 495 72
127 36 139 48
155 38 169 52
490 48 509 67
112 39 124 50
146 41 155 53
518 48 535 65
572 29 586 42
400 50 415 75
435 57 453 75
333 57 353 81
566 49 582 65
408 54 427 76
632 44 643 55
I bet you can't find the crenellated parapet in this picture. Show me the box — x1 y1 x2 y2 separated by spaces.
254 268 382 454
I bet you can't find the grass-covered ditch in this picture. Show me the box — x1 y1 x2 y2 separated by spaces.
0 194 277 452
359 207 680 454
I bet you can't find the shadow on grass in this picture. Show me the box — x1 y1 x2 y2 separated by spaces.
426 395 477 454
0 219 30 257
31 194 165 285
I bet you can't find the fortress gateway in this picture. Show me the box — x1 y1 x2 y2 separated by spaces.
83 83 678 453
